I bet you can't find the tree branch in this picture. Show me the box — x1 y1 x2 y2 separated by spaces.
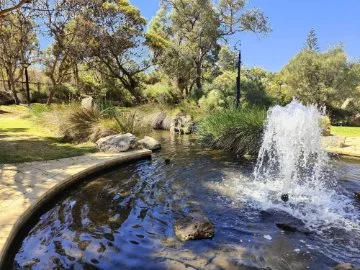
0 0 30 18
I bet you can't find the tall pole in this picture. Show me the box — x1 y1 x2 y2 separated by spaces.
236 50 241 108
24 66 31 106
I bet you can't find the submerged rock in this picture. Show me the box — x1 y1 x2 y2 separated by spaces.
174 213 214 241
333 263 358 270
96 133 137 152
355 192 360 200
276 223 297 232
165 158 171 164
138 136 161 151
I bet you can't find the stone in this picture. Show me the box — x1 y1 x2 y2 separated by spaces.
276 223 297 232
333 263 357 270
355 192 360 200
174 213 214 241
351 114 360 127
138 136 161 151
0 91 14 105
96 133 137 153
170 113 194 135
165 158 171 164
81 97 96 110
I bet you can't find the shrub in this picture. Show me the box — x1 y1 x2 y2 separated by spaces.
144 82 180 104
197 107 266 156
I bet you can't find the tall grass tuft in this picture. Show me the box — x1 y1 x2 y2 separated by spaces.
197 107 266 156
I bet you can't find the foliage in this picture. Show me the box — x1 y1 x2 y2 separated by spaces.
0 10 38 104
280 45 360 108
304 29 320 52
147 0 270 96
197 107 266 156
144 82 180 104
199 68 272 111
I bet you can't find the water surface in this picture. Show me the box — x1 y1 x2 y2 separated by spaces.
13 132 360 269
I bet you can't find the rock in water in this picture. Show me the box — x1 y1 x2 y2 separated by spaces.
333 263 357 270
355 192 360 200
170 113 194 135
276 223 297 232
165 158 171 164
174 214 214 241
138 136 161 151
281 194 289 202
96 133 137 152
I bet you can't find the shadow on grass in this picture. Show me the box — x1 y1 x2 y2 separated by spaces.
0 135 96 164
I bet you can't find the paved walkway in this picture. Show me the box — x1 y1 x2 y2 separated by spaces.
323 136 360 158
0 149 151 261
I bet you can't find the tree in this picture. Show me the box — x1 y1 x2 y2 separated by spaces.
0 10 38 104
0 0 31 17
38 0 83 104
218 45 237 71
304 29 320 52
281 45 360 107
72 0 148 104
147 0 270 97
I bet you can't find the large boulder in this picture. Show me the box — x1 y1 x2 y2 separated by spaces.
81 97 96 110
138 136 161 151
96 133 137 153
174 213 214 241
0 91 14 105
170 113 194 134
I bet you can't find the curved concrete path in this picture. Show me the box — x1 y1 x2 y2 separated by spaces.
0 149 151 265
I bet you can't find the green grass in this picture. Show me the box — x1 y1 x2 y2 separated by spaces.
0 105 97 163
331 126 360 137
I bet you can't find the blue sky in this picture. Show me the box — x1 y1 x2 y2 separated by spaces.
130 0 360 72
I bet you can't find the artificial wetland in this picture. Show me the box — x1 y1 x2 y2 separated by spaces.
8 100 360 269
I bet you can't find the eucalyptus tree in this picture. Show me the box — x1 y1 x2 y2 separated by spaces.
69 0 149 103
38 0 82 104
146 0 270 97
281 45 360 108
0 0 31 17
0 9 38 104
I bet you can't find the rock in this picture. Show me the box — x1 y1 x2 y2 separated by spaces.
0 91 14 105
174 213 214 241
276 223 297 232
138 136 161 151
165 158 171 164
333 263 357 270
355 192 360 200
81 97 96 110
96 133 137 153
351 114 360 127
170 113 194 135
281 194 289 202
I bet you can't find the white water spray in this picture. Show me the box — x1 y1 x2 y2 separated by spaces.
254 100 331 195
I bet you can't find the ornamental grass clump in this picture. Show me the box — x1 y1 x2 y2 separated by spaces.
197 107 266 156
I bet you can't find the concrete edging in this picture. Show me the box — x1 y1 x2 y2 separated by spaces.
0 149 152 269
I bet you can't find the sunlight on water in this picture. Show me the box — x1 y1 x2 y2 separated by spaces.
216 100 360 233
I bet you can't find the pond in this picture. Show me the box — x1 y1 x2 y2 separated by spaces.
12 132 360 269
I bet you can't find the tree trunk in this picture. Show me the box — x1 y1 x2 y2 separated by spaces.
47 88 56 105
195 62 202 94
8 80 19 105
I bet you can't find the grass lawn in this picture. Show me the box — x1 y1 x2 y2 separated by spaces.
331 126 360 137
0 105 97 164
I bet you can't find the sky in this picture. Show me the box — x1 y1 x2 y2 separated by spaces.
129 0 360 72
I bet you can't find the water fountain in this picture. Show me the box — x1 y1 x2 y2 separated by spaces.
248 100 359 232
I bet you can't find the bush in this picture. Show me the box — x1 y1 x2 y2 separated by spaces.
197 107 266 156
144 82 180 104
